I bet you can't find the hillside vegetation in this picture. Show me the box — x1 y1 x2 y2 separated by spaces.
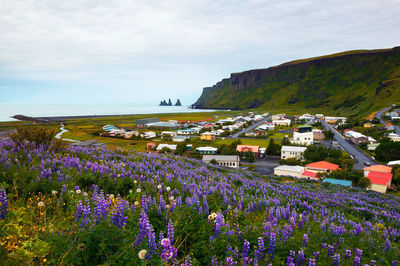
194 47 400 117
0 139 400 264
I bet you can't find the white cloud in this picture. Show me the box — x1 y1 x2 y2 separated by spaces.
0 0 399 103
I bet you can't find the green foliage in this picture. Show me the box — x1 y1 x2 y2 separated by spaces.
304 145 342 162
194 47 400 118
159 147 172 154
375 140 400 163
357 177 372 189
10 126 66 152
175 143 187 156
279 158 301 165
209 159 217 165
266 139 281 156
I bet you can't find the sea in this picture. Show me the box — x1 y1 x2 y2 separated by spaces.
0 103 218 122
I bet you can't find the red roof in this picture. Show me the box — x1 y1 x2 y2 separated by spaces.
302 171 318 178
363 165 392 173
344 129 353 132
305 161 341 171
367 171 392 186
236 145 260 153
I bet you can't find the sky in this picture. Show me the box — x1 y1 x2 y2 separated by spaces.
0 0 400 105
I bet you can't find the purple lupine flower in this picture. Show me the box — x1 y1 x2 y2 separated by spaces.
309 258 316 266
211 255 218 266
354 256 361 266
111 197 128 228
385 238 391 253
392 260 399 266
254 237 265 261
303 234 309 247
226 257 237 266
287 256 294 265
160 238 177 262
345 249 352 260
0 188 8 219
313 252 319 260
296 250 305 265
242 239 250 258
332 253 340 265
167 219 174 243
269 232 276 258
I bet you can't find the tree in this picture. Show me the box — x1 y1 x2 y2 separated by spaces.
175 143 187 156
375 140 400 163
266 139 281 156
392 165 400 187
340 159 354 171
357 177 372 189
209 159 217 165
324 130 334 140
159 147 171 154
10 126 66 152
244 151 255 163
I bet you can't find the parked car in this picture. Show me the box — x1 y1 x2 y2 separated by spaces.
364 161 371 166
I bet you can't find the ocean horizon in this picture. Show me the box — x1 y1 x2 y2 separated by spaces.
0 103 219 122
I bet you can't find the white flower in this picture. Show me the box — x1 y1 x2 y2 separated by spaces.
161 238 170 246
76 189 81 194
129 189 133 194
157 185 162 189
118 174 121 177
136 188 141 193
208 214 213 220
138 249 147 260
38 201 44 207
134 201 139 206
169 196 174 201
211 212 217 219
109 194 114 199
166 186 171 192
51 190 58 195
134 180 137 184
83 192 88 197
166 204 170 209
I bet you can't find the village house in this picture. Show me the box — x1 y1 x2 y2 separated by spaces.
304 161 341 174
236 145 260 156
147 142 156 150
312 129 325 140
202 155 240 169
257 123 275 131
364 165 393 193
172 135 188 142
281 146 307 160
135 118 159 128
324 116 347 124
141 131 157 139
274 165 305 178
344 130 376 145
272 114 286 120
290 131 313 146
70 140 107 149
196 146 218 155
295 125 312 133
367 143 380 151
272 119 291 126
200 131 216 141
156 144 177 152
245 131 259 137
388 133 400 142
145 121 182 129
122 131 140 139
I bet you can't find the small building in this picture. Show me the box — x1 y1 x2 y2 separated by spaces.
70 140 107 149
202 155 240 168
236 145 260 156
313 129 325 140
367 143 380 151
245 131 258 137
141 131 157 139
272 119 291 126
305 161 341 174
297 125 312 133
196 146 218 154
147 142 156 150
364 123 373 128
156 144 177 152
161 131 177 137
281 146 307 160
123 131 140 138
388 133 400 142
367 171 393 193
301 171 319 180
388 160 400 166
291 131 313 146
146 121 181 129
103 125 118 132
186 144 193 151
200 132 216 141
274 165 305 178
257 123 275 131
323 178 352 187
363 165 392 177
136 118 159 127
172 135 188 142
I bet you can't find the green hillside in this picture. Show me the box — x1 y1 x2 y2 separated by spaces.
193 47 400 117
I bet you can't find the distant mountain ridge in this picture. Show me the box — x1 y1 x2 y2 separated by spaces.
193 46 400 117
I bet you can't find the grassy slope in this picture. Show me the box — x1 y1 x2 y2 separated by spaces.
195 47 400 118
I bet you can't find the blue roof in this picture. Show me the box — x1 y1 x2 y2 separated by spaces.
323 178 352 187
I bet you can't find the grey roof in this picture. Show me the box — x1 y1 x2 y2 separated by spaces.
135 118 159 125
202 155 240 162
147 122 181 128
274 165 304 172
281 146 307 152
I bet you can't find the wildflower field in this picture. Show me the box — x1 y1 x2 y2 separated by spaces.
0 139 399 265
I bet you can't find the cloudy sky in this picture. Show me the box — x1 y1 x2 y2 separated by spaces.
1 0 399 105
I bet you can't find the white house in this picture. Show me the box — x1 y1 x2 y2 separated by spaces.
202 155 240 169
172 135 188 142
281 146 307 160
290 131 313 146
196 146 218 154
272 119 291 126
257 123 275 131
274 165 305 178
388 133 400 142
156 144 177 151
141 131 157 139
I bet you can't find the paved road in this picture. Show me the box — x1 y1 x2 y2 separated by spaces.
375 106 400 134
321 120 376 170
241 159 280 175
230 116 271 138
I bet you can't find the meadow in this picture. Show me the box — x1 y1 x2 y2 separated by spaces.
0 139 399 265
